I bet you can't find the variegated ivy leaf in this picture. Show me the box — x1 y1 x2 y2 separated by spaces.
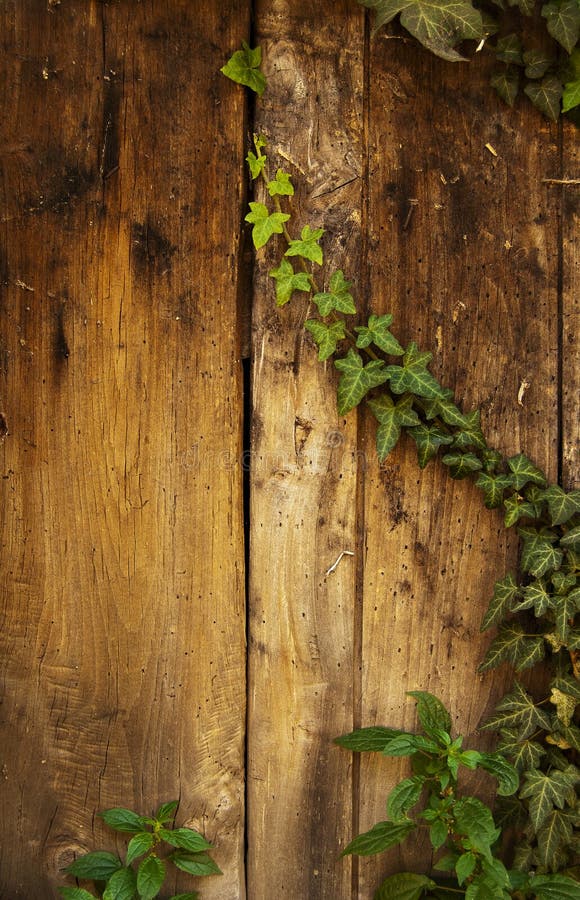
539 485 580 526
385 342 448 400
481 573 521 631
507 453 547 490
304 319 346 361
285 225 325 265
479 622 545 673
269 259 312 307
450 409 487 450
491 67 520 107
495 33 524 65
367 394 420 461
498 728 546 772
354 313 404 356
504 494 542 528
442 451 483 480
245 202 290 250
407 423 453 469
523 48 554 80
550 723 580 751
518 525 563 578
334 349 389 416
312 270 356 316
511 578 554 617
267 169 294 197
536 810 575 872
560 523 580 549
524 75 564 121
551 675 580 702
551 570 577 594
550 687 577 727
542 0 580 53
475 472 514 508
554 587 580 642
519 767 578 830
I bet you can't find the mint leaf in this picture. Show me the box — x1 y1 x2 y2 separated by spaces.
126 832 155 866
285 225 324 265
354 313 405 355
542 0 580 52
102 866 138 900
137 855 165 900
305 319 346 360
220 42 266 96
374 872 436 900
334 726 406 752
267 169 294 197
59 890 98 900
65 851 123 880
407 690 452 738
269 259 311 307
99 807 148 834
454 797 500 853
170 851 222 876
334 349 389 415
477 753 519 796
312 270 356 315
154 801 179 824
387 776 425 821
245 202 290 250
341 819 414 856
161 828 213 853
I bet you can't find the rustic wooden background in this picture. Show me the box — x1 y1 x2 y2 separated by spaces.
0 1 577 898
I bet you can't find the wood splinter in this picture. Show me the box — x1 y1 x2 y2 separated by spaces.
325 550 354 576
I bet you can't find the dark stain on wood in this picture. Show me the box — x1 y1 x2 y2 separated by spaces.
131 220 176 277
54 305 69 363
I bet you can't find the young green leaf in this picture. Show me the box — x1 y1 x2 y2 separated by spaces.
407 423 454 468
341 819 414 857
267 169 294 197
220 42 266 96
285 225 324 265
161 828 213 853
563 73 580 112
305 319 346 361
126 832 155 866
99 807 148 834
269 259 312 307
334 725 406 752
354 314 405 355
102 866 138 900
154 800 179 824
246 151 266 180
65 851 123 880
59 890 98 900
386 775 425 821
245 202 290 250
368 394 420 461
507 453 547 490
407 690 452 738
385 343 448 400
373 872 437 900
137 855 165 900
480 573 521 631
334 349 389 415
170 851 222 877
480 681 552 739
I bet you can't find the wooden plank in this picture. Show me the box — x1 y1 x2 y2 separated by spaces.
0 2 248 897
560 121 579 490
248 1 365 896
358 38 561 894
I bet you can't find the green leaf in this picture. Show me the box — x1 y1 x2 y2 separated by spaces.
59 890 98 900
246 151 266 180
245 202 290 250
335 349 389 415
154 801 179 824
475 473 514 509
305 319 346 361
542 0 580 52
491 67 520 106
368 395 420 461
220 42 266 96
341 819 415 856
451 409 487 450
481 573 521 631
102 866 138 900
481 682 552 738
355 314 405 355
523 49 554 80
65 851 123 880
442 451 482 479
170 851 222 877
511 579 554 617
362 0 483 61
136 855 165 900
560 523 580 549
407 423 453 468
160 828 213 853
456 851 477 885
168 894 199 900
407 691 452 738
563 74 580 112
387 776 425 821
504 494 541 528
126 832 155 866
386 342 448 399
530 873 580 898
519 768 578 829
519 526 563 577
285 225 324 265
495 34 523 64
536 810 574 871
312 270 356 316
424 394 470 428
477 753 519 796
479 621 545 672
381 733 427 756
269 259 312 307
334 726 406 752
524 75 564 121
507 453 547 490
267 169 294 197
453 797 500 854
508 0 536 14
99 808 148 834
554 589 580 641
540 486 580 526
374 872 436 900
497 729 546 771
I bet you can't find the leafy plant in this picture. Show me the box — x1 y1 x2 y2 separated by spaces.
358 0 580 120
59 801 221 900
336 691 579 898
222 40 580 895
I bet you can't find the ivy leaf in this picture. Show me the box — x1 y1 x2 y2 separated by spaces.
540 486 580 526
552 570 577 594
479 622 545 672
442 451 483 479
542 0 580 52
269 259 312 307
560 523 580 549
335 350 389 415
497 729 546 771
387 775 426 821
519 768 578 830
511 578 554 617
476 472 514 508
530 873 580 898
341 819 414 856
554 588 580 641
285 225 324 265
495 33 524 64
170 851 222 876
563 73 580 112
407 690 452 737
524 75 564 121
246 151 266 180
368 394 420 461
355 314 405 355
65 851 124 880
481 682 551 740
168 895 199 900
508 0 537 14
245 202 290 250
519 526 563 577
334 726 406 752
220 42 266 96
523 48 554 80
267 169 294 197
312 270 356 315
137 855 165 900
408 423 454 468
361 0 483 61
305 319 346 361
504 494 543 528
491 67 520 106
481 573 521 631
549 687 577 727
374 873 437 900
386 342 448 399
451 409 487 449
507 453 547 490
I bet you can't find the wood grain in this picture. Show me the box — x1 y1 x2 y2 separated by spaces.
561 120 579 490
248 2 365 897
0 2 248 897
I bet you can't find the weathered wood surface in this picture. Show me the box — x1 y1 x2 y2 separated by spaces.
0 2 248 897
561 122 579 491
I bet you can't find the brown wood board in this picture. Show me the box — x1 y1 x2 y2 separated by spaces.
0 2 248 897
561 120 579 490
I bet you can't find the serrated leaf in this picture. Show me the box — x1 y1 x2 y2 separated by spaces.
373 872 437 900
407 423 454 468
136 855 165 900
491 67 520 106
407 690 452 738
563 75 580 112
481 682 552 738
554 588 579 641
126 832 155 866
65 851 123 880
154 801 179 824
481 573 520 631
335 349 389 415
220 42 266 96
102 866 138 900
312 270 356 316
456 851 477 885
495 33 523 64
355 314 405 355
511 579 554 617
341 819 414 856
498 729 546 771
59 890 98 900
530 873 580 898
267 169 294 197
519 768 578 829
305 319 346 361
523 48 554 80
170 851 222 877
381 733 428 756
160 828 212 854
479 622 545 672
386 342 448 399
540 486 580 526
269 260 311 307
542 0 580 52
387 776 426 821
442 451 483 479
561 523 580 549
285 225 324 265
245 202 290 250
334 725 406 752
477 753 519 795
507 453 547 489
525 75 564 121
454 797 500 853
519 526 563 577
